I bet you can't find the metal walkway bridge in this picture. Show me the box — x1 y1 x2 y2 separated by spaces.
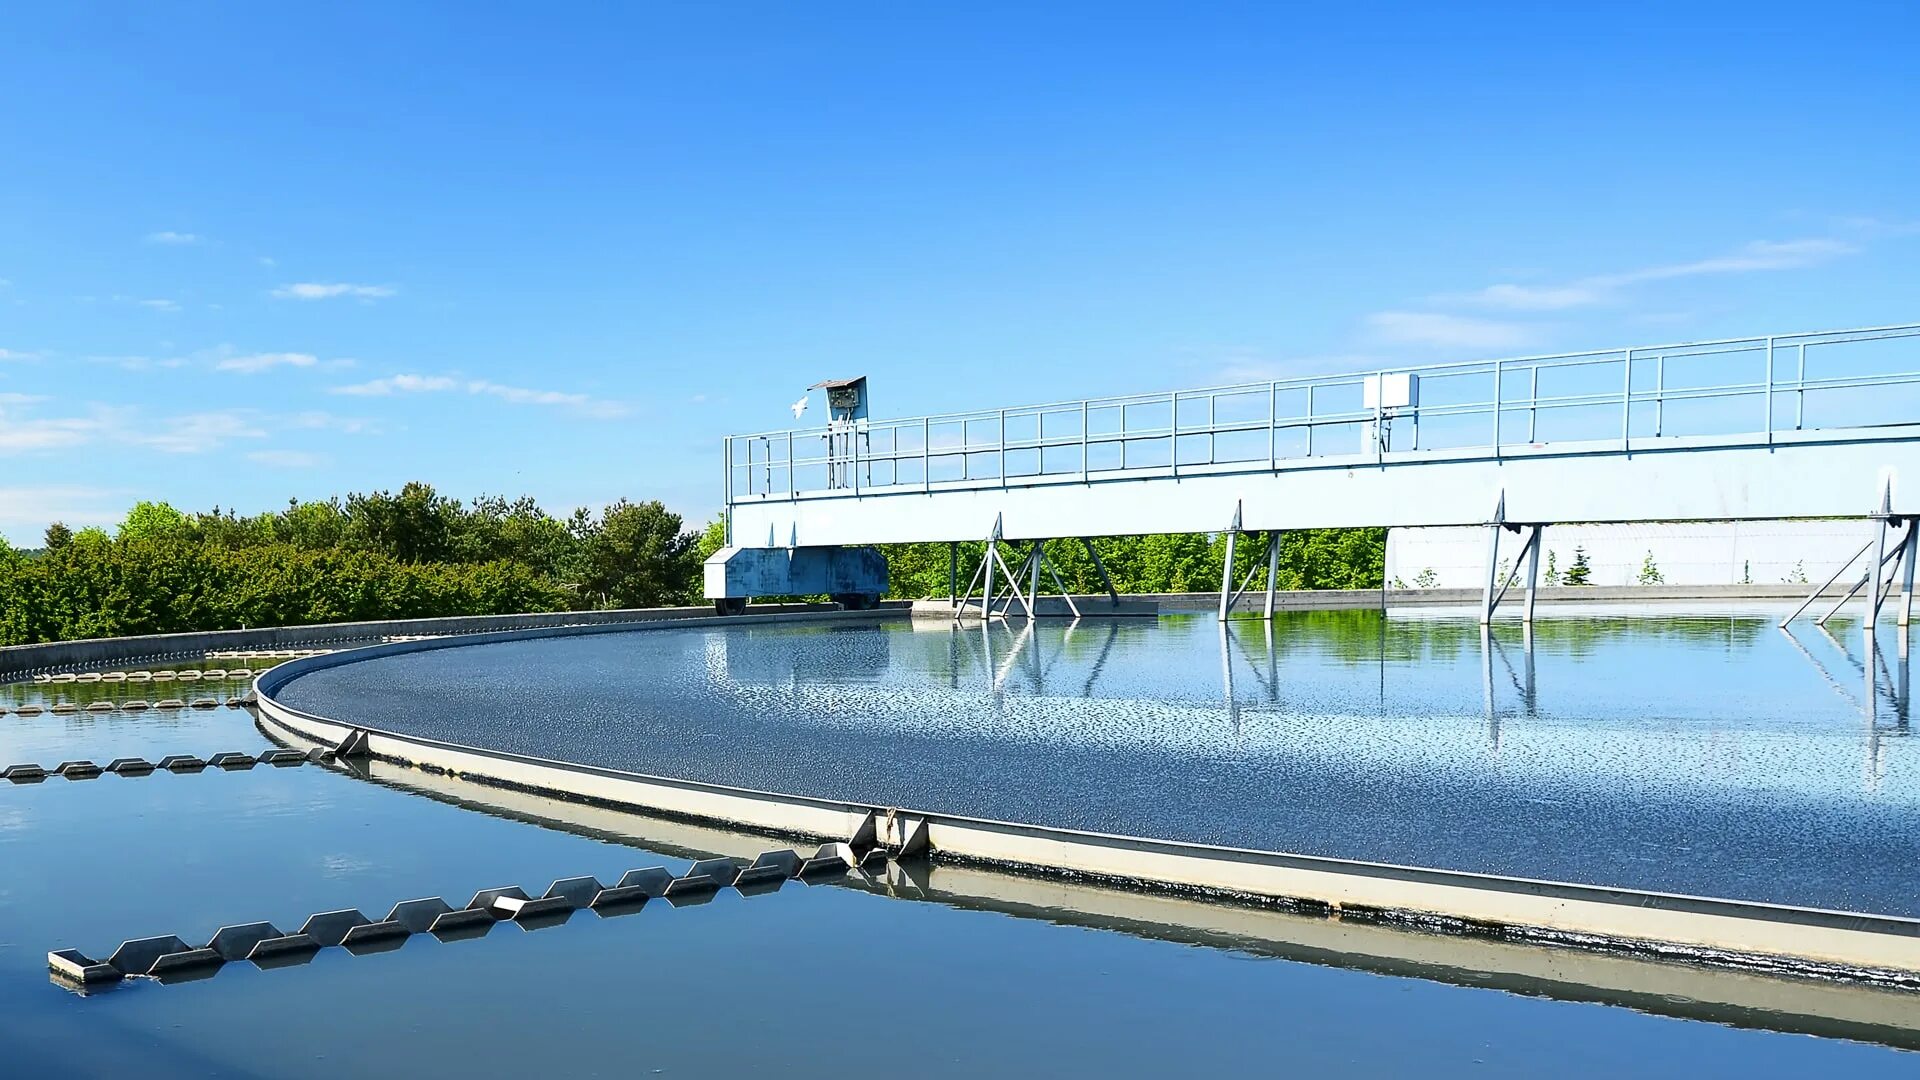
715 322 1920 623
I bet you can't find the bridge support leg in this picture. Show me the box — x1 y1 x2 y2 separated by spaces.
949 542 958 609
1083 538 1120 609
1263 530 1282 620
1900 519 1918 628
1218 501 1243 622
1523 525 1543 625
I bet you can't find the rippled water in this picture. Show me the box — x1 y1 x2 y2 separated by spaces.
277 604 1920 916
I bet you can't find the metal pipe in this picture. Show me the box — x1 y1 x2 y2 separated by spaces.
1902 520 1918 628
1218 523 1238 622
1480 522 1502 624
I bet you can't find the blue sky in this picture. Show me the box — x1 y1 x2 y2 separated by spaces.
0 2 1914 543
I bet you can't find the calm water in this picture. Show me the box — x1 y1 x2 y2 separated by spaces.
2 679 1917 1075
277 605 1920 916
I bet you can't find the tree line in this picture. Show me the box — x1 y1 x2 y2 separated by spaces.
0 482 1384 645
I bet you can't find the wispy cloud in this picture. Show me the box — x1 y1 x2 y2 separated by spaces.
329 372 628 418
133 298 181 313
271 282 396 301
331 374 458 396
0 348 40 362
214 351 321 374
145 231 202 245
246 449 327 468
0 399 115 453
1442 237 1860 312
285 410 380 435
0 485 126 540
127 411 268 454
1364 312 1538 350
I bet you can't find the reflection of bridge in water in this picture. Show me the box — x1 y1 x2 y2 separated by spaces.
910 610 1917 791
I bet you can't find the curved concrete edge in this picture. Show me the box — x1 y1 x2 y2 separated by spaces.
254 612 1920 987
323 752 1920 1049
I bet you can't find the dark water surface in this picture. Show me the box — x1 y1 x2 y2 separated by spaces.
277 605 1920 916
3 673 1917 1075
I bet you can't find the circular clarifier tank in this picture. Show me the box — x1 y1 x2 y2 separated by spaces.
268 606 1920 918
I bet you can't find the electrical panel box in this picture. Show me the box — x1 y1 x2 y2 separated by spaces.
811 377 869 423
1362 372 1419 411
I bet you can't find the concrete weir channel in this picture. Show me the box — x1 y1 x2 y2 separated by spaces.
238 607 1920 989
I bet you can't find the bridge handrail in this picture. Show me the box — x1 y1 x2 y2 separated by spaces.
724 322 1920 504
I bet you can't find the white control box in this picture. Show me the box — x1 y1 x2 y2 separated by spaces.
1362 372 1419 411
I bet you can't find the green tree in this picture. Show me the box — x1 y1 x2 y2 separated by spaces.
1564 546 1593 586
42 521 73 551
118 501 190 542
575 499 697 609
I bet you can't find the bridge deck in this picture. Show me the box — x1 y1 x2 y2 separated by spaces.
725 323 1920 545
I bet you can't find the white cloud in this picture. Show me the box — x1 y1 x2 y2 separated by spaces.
126 411 267 454
1445 237 1860 312
214 351 320 374
246 449 326 468
285 410 380 435
145 231 202 245
271 282 397 301
0 348 39 362
1364 312 1537 350
329 372 627 417
331 374 459 396
1442 283 1607 312
257 256 277 267
118 296 182 312
0 393 47 406
0 485 125 542
0 401 112 452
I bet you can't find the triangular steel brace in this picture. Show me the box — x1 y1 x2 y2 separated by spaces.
334 729 372 760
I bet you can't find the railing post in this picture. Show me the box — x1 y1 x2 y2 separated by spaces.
1267 382 1277 470
1655 355 1665 437
1081 400 1090 482
1528 366 1539 443
722 437 733 544
1621 348 1633 452
1764 336 1775 442
922 417 930 492
998 408 1006 487
1491 359 1503 456
1795 342 1807 430
1207 392 1216 466
787 430 795 498
1170 391 1179 475
1305 385 1315 457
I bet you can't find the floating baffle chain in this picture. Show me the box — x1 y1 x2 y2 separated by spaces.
49 843 889 991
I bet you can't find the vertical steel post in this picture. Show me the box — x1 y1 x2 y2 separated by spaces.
1267 383 1277 470
1901 520 1918 628
1218 500 1242 622
1170 391 1179 475
1655 355 1666 437
1481 523 1502 624
1764 336 1775 442
1491 359 1503 456
949 541 958 607
998 408 1006 487
1263 530 1281 621
1030 539 1043 609
1621 349 1633 452
722 437 733 545
1081 400 1090 482
1871 484 1891 635
1305 385 1315 457
1523 525 1543 625
787 430 795 498
984 534 997 619
1528 366 1539 443
1795 342 1807 430
922 417 930 492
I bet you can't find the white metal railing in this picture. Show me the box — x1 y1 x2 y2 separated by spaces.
724 322 1920 506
